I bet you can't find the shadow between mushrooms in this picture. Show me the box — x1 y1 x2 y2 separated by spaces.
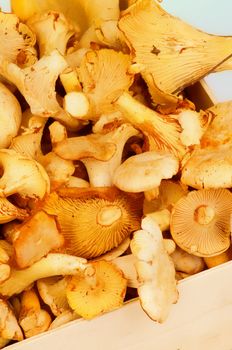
43 187 143 259
170 189 232 257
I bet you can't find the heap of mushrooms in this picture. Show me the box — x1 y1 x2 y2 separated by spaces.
0 0 230 345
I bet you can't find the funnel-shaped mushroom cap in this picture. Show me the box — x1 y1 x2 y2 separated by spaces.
43 188 142 259
170 189 232 257
113 151 179 192
0 12 36 65
0 198 28 224
37 276 71 316
26 11 79 57
79 49 133 119
181 145 232 189
0 300 23 341
119 0 232 104
66 260 127 319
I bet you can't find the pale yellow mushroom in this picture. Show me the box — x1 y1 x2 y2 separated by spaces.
170 189 232 257
170 247 205 275
0 299 23 341
0 12 36 65
0 82 22 149
13 211 64 268
66 260 127 319
0 149 50 200
49 310 79 330
27 11 80 57
118 0 232 105
0 254 87 298
116 92 211 160
113 151 179 193
37 276 71 316
130 216 178 322
19 289 52 338
78 49 134 119
81 124 139 187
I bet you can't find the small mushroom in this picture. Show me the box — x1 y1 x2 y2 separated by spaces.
26 11 80 57
13 211 64 268
0 12 36 65
81 123 139 187
49 310 79 330
130 216 178 322
0 82 22 149
116 92 186 159
37 276 71 316
43 187 142 259
181 145 232 189
170 247 205 275
0 253 87 298
143 180 188 214
0 299 23 341
66 260 127 319
78 49 134 119
0 149 50 200
170 189 232 257
0 198 28 224
113 151 179 193
19 288 52 338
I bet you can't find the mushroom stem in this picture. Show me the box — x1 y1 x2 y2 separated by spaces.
194 205 215 225
97 205 122 226
84 266 97 289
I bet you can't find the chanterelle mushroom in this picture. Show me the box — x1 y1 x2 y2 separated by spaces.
0 50 80 130
0 11 36 65
78 49 134 119
113 151 179 193
131 216 178 322
181 144 232 189
13 211 64 268
119 0 232 105
66 260 127 319
37 276 71 316
81 123 139 187
0 82 22 149
170 189 232 257
27 11 80 57
19 288 52 338
43 187 142 259
0 299 23 341
116 92 210 160
0 253 87 298
0 149 50 200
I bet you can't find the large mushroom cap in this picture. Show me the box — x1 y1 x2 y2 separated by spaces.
113 151 179 192
118 0 232 104
181 145 232 189
43 188 142 259
170 189 232 257
66 260 127 319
